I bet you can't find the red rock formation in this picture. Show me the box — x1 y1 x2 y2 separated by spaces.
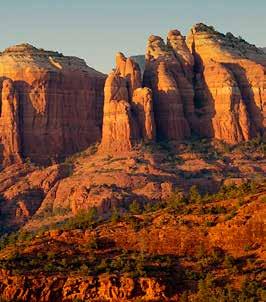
100 53 155 152
100 71 138 152
0 271 169 302
132 87 156 140
167 29 194 82
116 52 142 99
144 33 195 140
0 163 71 229
0 79 21 165
0 43 105 164
156 61 190 140
186 23 266 143
194 61 252 142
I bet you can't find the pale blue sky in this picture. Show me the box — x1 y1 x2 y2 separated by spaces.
1 0 265 73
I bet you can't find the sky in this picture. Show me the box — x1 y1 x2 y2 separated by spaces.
1 0 265 73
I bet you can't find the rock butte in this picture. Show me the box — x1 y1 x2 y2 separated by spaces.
0 24 266 165
186 23 266 143
100 53 155 153
0 43 106 165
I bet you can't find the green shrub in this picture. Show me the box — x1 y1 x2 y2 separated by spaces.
129 200 142 215
62 207 98 230
223 255 235 268
189 185 202 203
110 207 120 223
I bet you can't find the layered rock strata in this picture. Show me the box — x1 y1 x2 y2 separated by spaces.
186 23 266 143
143 32 195 140
0 24 266 163
0 44 105 164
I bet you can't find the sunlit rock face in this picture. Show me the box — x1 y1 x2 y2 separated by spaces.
0 79 21 165
100 53 156 153
0 43 106 164
1 24 265 165
143 32 196 141
186 23 266 143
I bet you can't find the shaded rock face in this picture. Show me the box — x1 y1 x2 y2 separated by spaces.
0 44 105 164
130 55 146 75
100 53 156 152
186 23 266 143
167 29 194 82
0 163 72 230
143 33 196 141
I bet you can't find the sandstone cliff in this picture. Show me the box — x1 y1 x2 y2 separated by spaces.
0 44 105 165
0 79 21 165
143 33 195 140
186 23 266 143
100 53 155 152
1 26 265 164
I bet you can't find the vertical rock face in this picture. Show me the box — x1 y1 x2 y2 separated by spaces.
0 44 106 164
0 79 21 165
100 72 138 152
144 33 195 140
155 61 190 140
100 53 156 152
186 23 266 143
195 61 252 142
1 26 265 163
167 29 194 82
116 52 142 99
132 87 156 141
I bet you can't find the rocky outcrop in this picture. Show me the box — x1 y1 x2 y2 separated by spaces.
143 33 195 140
0 26 265 164
100 53 155 152
0 187 265 301
0 43 105 164
130 55 146 74
100 71 138 152
0 271 169 302
187 23 266 143
132 87 156 140
167 29 194 82
0 163 72 230
0 79 21 166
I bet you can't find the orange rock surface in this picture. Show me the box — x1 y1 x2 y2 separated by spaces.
0 44 105 165
143 33 195 140
186 23 266 143
100 53 155 152
0 79 21 165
